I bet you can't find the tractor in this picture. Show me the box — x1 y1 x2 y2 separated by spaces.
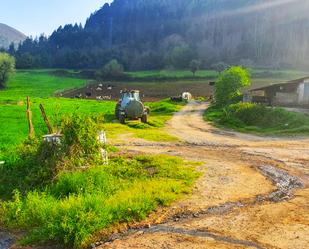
115 90 149 124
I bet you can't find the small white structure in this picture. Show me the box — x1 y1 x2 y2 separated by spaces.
43 134 62 144
182 92 192 101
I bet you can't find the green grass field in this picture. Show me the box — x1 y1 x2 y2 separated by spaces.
127 69 218 79
128 68 309 82
0 70 186 156
0 70 88 101
0 70 198 247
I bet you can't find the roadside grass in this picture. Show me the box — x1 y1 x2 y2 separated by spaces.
205 102 309 136
0 154 200 248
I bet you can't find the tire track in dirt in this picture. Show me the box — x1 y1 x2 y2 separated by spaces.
97 145 304 249
98 101 309 249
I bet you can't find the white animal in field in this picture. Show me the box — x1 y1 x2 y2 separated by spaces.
102 95 112 100
96 95 112 100
182 92 192 101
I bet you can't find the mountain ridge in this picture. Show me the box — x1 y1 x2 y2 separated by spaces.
0 23 26 49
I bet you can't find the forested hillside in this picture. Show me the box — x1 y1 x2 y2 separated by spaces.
10 0 309 70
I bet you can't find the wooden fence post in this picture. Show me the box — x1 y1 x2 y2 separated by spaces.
26 96 35 139
39 104 54 134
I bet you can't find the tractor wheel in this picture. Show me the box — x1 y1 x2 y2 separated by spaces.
119 114 126 124
115 103 121 119
145 106 150 114
141 113 148 123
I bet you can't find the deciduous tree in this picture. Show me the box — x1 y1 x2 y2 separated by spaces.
189 59 201 76
215 66 250 106
0 53 15 89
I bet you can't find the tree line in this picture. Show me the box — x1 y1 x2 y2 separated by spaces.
7 0 309 70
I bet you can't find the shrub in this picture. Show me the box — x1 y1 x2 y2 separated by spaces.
206 102 309 135
0 52 15 88
0 114 105 199
60 114 104 169
215 66 250 106
97 59 124 79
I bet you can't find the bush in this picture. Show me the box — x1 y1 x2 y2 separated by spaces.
60 114 104 169
205 102 309 135
0 114 105 199
0 52 15 88
215 66 250 106
97 59 125 79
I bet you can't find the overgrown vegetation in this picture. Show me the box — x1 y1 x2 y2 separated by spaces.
205 102 309 135
206 66 309 135
96 59 125 80
0 114 199 248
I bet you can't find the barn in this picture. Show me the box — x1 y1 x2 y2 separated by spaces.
244 77 309 107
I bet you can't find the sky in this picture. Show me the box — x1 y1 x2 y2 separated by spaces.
0 0 112 37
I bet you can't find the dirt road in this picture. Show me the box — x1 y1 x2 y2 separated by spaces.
100 102 309 249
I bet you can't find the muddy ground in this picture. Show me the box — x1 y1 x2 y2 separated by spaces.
60 81 214 101
98 102 309 249
2 102 308 249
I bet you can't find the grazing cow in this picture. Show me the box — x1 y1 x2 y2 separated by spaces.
102 95 112 100
85 92 92 97
74 93 82 99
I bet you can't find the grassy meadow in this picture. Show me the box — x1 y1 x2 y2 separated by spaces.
0 69 199 247
0 70 187 155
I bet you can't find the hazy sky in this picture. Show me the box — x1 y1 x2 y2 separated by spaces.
0 0 112 37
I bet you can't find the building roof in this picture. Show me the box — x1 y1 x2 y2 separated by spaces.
250 76 309 92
